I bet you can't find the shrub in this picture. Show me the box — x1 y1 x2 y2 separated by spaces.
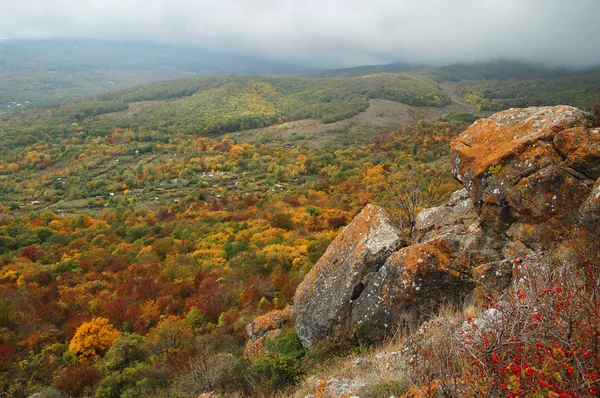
102 333 148 372
250 329 306 393
31 387 68 398
54 364 101 397
403 245 600 397
270 212 295 231
145 316 196 358
51 259 82 279
95 361 170 398
96 333 169 398
171 353 240 396
222 239 249 260
359 379 409 398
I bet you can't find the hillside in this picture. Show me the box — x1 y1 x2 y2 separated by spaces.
262 105 600 397
4 44 599 118
310 62 426 78
455 71 600 111
0 73 452 141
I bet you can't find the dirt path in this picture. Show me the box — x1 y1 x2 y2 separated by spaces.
439 81 480 113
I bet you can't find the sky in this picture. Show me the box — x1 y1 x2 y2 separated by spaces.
1 0 600 68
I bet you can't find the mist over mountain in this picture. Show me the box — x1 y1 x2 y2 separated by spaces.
3 0 600 68
0 39 312 105
0 39 311 75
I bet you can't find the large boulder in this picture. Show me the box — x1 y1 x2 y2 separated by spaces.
295 191 504 345
450 106 595 235
294 204 401 348
413 188 504 259
351 191 505 343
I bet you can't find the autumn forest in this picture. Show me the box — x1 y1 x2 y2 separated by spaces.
0 47 599 397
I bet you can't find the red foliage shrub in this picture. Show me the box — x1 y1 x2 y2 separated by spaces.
54 364 101 397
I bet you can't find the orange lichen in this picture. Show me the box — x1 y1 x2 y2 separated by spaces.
248 309 284 337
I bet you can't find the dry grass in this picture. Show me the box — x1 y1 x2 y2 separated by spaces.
278 324 424 398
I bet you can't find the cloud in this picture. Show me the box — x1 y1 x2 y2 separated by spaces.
2 0 599 67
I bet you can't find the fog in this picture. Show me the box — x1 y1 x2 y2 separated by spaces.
2 0 599 68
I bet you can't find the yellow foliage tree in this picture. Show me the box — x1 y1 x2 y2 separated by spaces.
145 316 195 357
69 317 120 362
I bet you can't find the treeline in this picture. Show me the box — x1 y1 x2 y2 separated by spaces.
455 72 600 111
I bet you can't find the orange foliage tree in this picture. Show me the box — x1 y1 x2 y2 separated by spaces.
69 317 120 362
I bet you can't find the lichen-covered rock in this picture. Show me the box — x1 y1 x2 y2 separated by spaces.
473 259 513 296
506 165 592 224
554 127 600 180
351 237 478 342
451 106 594 234
294 204 401 348
414 188 504 259
246 306 293 341
245 329 282 361
245 306 294 360
414 189 478 242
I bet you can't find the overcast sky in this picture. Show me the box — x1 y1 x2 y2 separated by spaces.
2 0 599 68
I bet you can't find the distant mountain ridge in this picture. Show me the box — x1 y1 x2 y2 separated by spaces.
310 62 427 78
2 39 599 112
0 39 311 75
316 59 600 81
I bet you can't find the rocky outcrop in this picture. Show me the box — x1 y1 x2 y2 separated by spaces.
351 189 504 342
450 106 597 238
579 180 600 234
351 237 476 342
284 106 600 348
295 190 502 345
293 204 402 348
245 306 294 361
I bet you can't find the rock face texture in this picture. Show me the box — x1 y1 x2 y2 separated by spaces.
283 106 600 348
293 204 401 347
450 106 597 238
352 189 505 342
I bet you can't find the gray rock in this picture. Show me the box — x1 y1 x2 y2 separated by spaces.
294 204 401 348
